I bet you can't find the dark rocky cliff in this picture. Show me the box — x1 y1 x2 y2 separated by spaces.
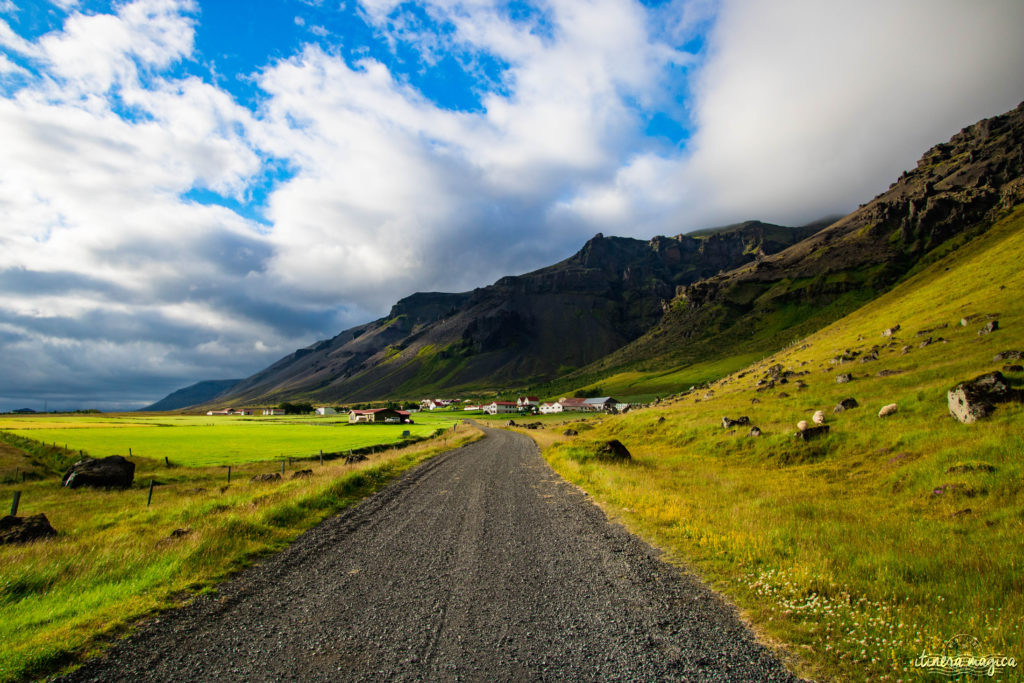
214 222 817 404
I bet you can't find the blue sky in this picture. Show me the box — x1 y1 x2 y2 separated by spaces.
0 0 1022 411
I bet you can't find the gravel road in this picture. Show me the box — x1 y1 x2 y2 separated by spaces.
63 424 796 681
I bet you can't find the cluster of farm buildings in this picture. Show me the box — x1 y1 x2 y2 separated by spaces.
424 396 628 415
205 406 411 424
205 395 628 423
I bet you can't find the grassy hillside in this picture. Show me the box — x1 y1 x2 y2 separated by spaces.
0 424 481 682
529 204 1024 681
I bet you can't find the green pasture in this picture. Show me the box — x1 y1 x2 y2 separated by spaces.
0 413 459 467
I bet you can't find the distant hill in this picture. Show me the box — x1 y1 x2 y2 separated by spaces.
211 221 818 405
141 380 242 412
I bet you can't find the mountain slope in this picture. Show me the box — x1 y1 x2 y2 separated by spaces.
215 222 817 405
141 379 242 412
571 100 1024 394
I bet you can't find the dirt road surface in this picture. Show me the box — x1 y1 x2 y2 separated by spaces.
64 425 795 681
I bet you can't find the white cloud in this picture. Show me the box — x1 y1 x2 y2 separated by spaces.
559 0 1024 234
2 0 1024 409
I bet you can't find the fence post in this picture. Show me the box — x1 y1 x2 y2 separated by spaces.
227 465 231 483
165 456 170 467
10 491 21 516
147 480 154 506
280 461 285 474
319 450 323 466
129 447 132 456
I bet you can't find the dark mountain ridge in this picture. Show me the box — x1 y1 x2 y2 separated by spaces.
214 221 817 405
577 100 1024 381
140 379 242 412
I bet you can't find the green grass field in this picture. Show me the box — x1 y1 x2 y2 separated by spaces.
530 205 1024 681
0 413 459 467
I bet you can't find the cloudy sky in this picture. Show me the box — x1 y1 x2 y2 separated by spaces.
1 0 1022 411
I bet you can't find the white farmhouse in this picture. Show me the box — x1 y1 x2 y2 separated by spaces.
483 401 519 415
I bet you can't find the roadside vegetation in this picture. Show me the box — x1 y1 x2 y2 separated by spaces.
0 421 481 682
532 206 1024 681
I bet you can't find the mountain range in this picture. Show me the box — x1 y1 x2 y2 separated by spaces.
156 100 1024 410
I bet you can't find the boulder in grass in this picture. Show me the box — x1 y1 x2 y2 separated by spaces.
835 373 853 384
291 469 313 479
249 473 282 484
947 371 1020 424
796 425 829 441
721 416 750 428
62 455 135 489
1003 364 1023 373
833 397 859 414
563 429 578 436
978 320 999 335
0 514 57 545
345 453 368 465
597 440 631 461
748 426 762 437
993 350 1023 362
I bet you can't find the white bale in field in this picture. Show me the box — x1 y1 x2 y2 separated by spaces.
796 420 808 431
878 403 898 417
812 410 825 424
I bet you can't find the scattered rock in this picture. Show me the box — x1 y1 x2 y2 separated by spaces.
947 371 1020 423
0 514 57 545
748 427 762 437
657 416 666 423
993 350 1023 361
881 325 901 337
250 473 282 484
978 320 999 335
900 345 912 355
506 420 516 427
951 508 972 518
796 420 808 431
812 410 825 425
62 455 135 489
750 398 760 404
169 528 192 539
878 403 898 417
776 392 790 398
796 425 829 441
833 397 859 413
345 453 369 465
1003 364 1023 372
721 416 750 428
291 469 313 479
835 373 853 384
919 337 933 348
877 369 903 377
563 429 578 436
597 440 631 461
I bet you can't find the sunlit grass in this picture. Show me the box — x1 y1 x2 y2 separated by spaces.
0 413 460 467
0 423 482 682
534 206 1024 681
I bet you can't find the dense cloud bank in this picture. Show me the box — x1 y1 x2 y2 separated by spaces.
1 0 1022 410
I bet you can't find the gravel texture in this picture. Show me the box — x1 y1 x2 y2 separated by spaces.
62 425 796 681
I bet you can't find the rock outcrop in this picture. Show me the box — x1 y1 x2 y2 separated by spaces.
62 455 135 489
948 371 1020 423
0 514 57 544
